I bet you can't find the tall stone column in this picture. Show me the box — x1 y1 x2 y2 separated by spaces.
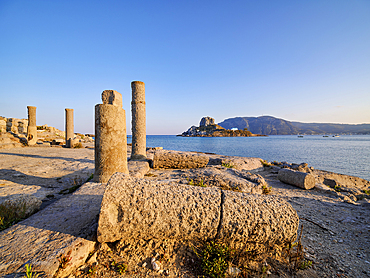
94 90 129 183
131 81 147 160
65 108 74 148
27 106 37 145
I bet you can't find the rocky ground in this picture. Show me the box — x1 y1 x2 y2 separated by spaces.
0 143 369 278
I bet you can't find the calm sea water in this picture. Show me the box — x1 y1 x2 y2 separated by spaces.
128 135 370 181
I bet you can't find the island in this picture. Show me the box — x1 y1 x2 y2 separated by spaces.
178 116 266 137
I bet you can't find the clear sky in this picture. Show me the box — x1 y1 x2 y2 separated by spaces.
1 0 369 135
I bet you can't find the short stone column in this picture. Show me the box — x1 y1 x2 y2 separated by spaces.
27 106 37 145
94 90 129 183
131 81 147 160
65 108 74 148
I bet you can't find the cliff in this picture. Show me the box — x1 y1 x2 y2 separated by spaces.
218 116 370 135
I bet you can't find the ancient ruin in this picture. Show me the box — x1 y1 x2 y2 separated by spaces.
65 108 74 148
27 106 37 145
131 81 147 160
94 90 129 183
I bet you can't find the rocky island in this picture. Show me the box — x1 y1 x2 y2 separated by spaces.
179 116 266 137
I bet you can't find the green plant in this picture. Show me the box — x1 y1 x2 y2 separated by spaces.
86 173 94 182
0 201 27 231
73 142 83 148
334 185 341 192
187 178 207 187
260 160 271 167
222 162 234 168
299 260 312 270
262 185 272 194
111 261 127 274
24 264 39 278
58 250 72 269
88 265 96 276
200 241 234 278
363 189 370 195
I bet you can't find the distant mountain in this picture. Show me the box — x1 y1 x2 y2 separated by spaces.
218 116 370 135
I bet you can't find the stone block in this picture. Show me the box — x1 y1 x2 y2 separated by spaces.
152 150 209 169
97 173 221 243
97 173 299 251
278 168 315 189
219 190 299 248
101 90 123 107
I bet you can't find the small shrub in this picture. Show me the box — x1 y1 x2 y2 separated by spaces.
58 250 72 269
200 241 234 278
187 178 207 187
260 160 271 167
73 142 83 148
24 264 39 278
36 126 44 130
334 185 341 192
299 260 312 270
262 185 272 194
222 162 234 168
363 189 370 195
111 261 127 274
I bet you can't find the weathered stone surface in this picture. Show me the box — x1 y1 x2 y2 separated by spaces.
97 173 299 251
101 90 123 107
0 195 41 217
128 160 150 178
65 108 74 148
152 150 209 169
97 173 221 243
208 155 264 171
94 103 129 183
278 168 315 189
200 116 215 127
0 182 105 278
219 190 299 248
131 81 147 160
183 166 264 194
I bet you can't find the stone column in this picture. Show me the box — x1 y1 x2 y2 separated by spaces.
94 90 129 183
65 108 74 148
131 81 147 160
27 106 37 145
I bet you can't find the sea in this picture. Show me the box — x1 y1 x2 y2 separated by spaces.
127 135 370 181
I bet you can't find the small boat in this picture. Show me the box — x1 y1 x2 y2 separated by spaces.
323 135 329 137
333 135 340 137
298 135 304 138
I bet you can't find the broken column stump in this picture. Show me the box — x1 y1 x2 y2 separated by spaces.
278 168 316 190
26 106 37 145
94 90 129 183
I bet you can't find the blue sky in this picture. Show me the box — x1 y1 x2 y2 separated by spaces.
1 0 369 135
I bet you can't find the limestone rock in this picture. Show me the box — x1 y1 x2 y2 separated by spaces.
278 168 315 190
152 150 209 169
97 173 221 243
219 190 299 249
101 90 123 107
200 117 215 127
183 166 264 194
128 160 150 178
0 182 105 277
0 194 42 217
97 173 299 251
